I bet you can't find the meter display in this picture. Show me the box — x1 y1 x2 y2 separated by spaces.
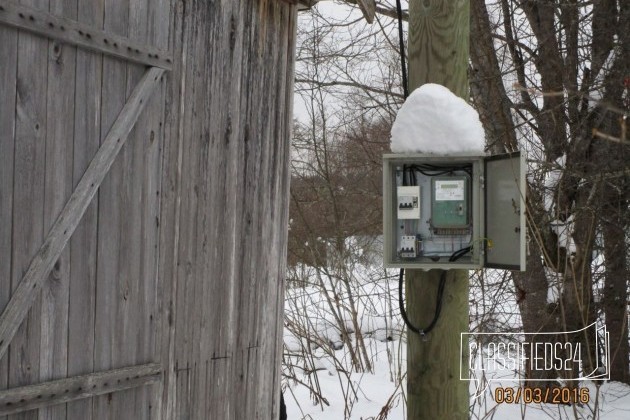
431 176 469 231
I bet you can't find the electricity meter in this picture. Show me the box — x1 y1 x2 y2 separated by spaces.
382 153 526 270
431 176 469 232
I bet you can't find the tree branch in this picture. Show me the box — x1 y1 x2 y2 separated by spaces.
295 77 404 99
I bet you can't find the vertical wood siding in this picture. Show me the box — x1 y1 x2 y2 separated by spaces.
40 0 76 418
0 0 296 418
160 1 296 417
10 1 49 419
0 6 17 420
66 0 103 417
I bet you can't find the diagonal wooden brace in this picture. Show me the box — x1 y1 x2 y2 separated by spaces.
0 66 165 361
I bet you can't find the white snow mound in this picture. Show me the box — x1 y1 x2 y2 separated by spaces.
390 83 485 154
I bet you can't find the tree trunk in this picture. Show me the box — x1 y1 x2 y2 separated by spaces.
602 200 630 383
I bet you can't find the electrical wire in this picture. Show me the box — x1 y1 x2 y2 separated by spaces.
398 247 471 336
407 164 473 177
395 0 408 98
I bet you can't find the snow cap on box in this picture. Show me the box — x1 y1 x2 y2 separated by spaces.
390 83 485 154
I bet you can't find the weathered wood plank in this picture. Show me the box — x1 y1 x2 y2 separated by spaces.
116 0 154 416
204 5 235 415
234 2 262 417
9 2 49 419
0 66 164 365
0 11 18 420
0 364 161 417
142 0 169 418
66 2 103 419
190 25 212 419
157 2 187 418
172 1 203 415
0 0 172 70
92 1 129 418
256 4 296 419
39 1 77 419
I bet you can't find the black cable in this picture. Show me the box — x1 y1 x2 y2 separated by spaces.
395 0 408 99
402 165 472 184
398 268 446 336
398 247 471 336
406 164 473 177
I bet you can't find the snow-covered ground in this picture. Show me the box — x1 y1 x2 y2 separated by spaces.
282 256 630 419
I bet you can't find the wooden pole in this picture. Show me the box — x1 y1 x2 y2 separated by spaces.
406 1 470 419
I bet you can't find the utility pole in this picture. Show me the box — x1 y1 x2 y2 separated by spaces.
405 1 470 419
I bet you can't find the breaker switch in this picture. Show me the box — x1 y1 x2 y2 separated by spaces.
397 186 421 219
399 235 417 258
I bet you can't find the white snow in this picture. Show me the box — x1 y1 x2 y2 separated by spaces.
390 84 485 154
283 244 630 419
550 215 576 255
545 267 562 305
543 154 565 212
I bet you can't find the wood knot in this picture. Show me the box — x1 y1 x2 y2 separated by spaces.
229 15 237 51
52 43 61 58
224 114 232 144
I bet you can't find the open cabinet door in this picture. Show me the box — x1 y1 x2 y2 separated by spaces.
484 152 526 270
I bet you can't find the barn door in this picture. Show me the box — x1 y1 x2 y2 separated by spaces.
0 0 170 416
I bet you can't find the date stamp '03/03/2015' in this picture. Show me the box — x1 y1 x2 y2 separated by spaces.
494 386 590 404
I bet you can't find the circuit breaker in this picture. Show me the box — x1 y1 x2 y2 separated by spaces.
397 186 421 219
382 153 526 270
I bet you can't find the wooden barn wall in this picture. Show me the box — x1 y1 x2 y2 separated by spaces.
158 0 296 418
0 0 296 419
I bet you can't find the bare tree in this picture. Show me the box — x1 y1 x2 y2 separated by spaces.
470 0 629 385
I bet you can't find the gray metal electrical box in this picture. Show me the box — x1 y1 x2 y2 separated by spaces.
383 152 526 270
